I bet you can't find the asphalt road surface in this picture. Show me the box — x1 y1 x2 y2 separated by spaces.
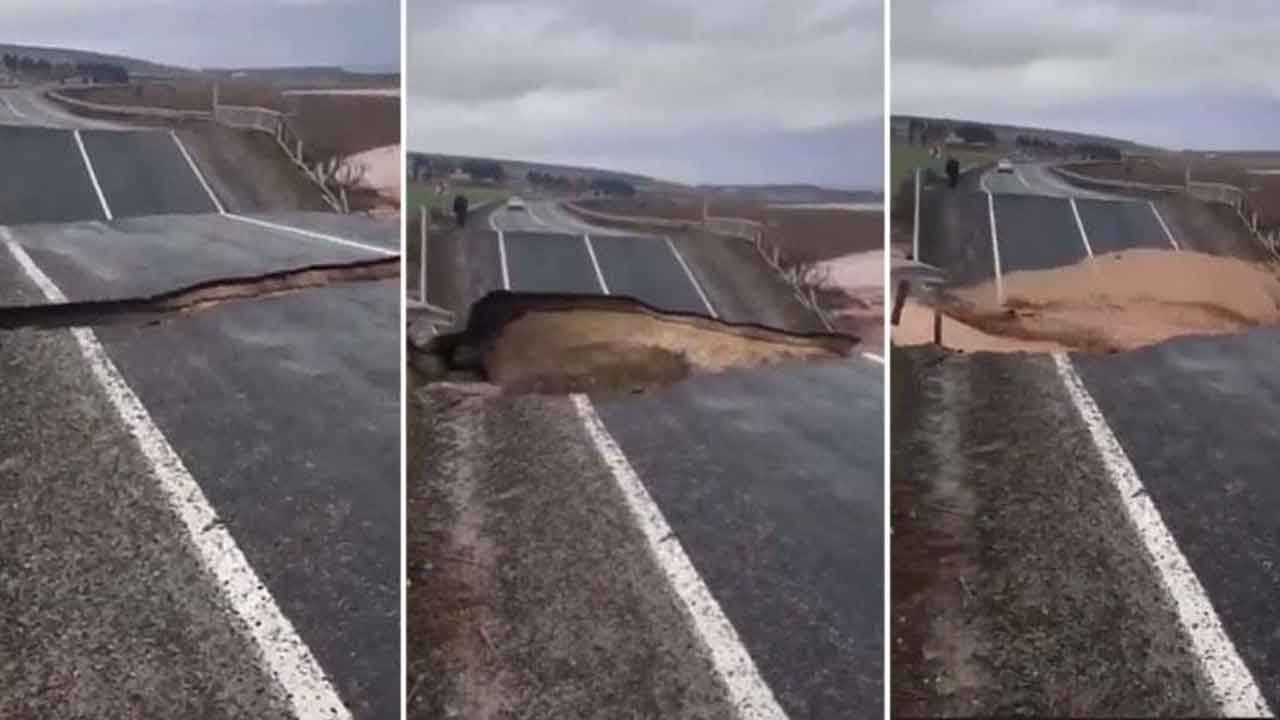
0 86 120 129
1 94 400 718
413 355 884 718
486 202 717 316
916 160 1249 284
0 124 224 225
593 359 884 717
893 336 1280 717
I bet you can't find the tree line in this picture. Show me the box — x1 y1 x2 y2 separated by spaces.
1 53 129 84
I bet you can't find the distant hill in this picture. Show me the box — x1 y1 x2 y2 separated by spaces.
700 184 881 204
409 152 660 188
892 114 1156 153
0 41 189 76
203 66 398 89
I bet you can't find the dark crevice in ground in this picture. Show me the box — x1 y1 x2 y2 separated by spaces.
0 256 398 331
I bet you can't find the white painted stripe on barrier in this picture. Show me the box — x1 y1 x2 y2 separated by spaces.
1149 201 1180 250
223 213 396 257
3 230 351 720
986 191 1004 304
1052 353 1272 718
1069 196 1094 258
73 130 113 221
571 394 788 720
583 234 610 294
664 236 717 318
169 130 226 214
489 210 510 290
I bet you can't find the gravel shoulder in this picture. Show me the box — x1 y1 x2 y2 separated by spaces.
406 383 734 719
0 254 288 719
891 345 1217 717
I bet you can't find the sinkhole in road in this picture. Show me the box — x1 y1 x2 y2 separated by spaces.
412 291 858 394
894 248 1280 353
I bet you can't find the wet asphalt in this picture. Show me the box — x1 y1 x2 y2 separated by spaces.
0 125 104 225
484 206 717 316
918 161 1267 286
2 206 401 717
594 358 885 718
891 346 1219 717
80 129 218 218
1073 329 1280 712
0 124 222 226
0 250 291 718
9 213 385 301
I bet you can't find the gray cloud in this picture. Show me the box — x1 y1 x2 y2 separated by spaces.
0 0 398 70
892 0 1280 149
408 0 883 188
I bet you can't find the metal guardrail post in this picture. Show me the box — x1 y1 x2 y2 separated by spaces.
419 205 428 303
912 167 921 260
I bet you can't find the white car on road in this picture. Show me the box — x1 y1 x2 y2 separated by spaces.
506 196 527 211
996 158 1014 174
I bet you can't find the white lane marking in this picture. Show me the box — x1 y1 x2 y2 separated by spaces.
979 171 991 194
525 201 558 231
2 230 351 720
571 395 788 720
489 210 510 290
73 130 113 221
223 213 396 257
583 234 610 294
1069 196 1094 258
1052 353 1272 718
170 131 225 214
1012 166 1037 194
664 236 717 318
2 94 26 120
1149 201 1181 250
985 191 1005 304
861 352 884 364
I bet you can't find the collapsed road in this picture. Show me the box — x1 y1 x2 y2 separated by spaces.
893 163 1280 717
410 199 884 718
0 95 399 719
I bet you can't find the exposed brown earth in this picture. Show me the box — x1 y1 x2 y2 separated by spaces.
894 249 1280 353
414 292 856 394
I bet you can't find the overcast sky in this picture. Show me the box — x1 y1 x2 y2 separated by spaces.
408 0 882 189
893 0 1280 150
0 0 398 71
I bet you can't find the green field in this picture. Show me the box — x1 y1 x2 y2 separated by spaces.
890 141 1002 193
405 182 510 215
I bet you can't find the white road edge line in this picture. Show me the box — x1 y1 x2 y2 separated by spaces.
985 191 1004 304
1068 196 1094 258
979 170 991 194
571 395 788 720
664 235 718 318
223 213 396 257
489 210 511 290
2 230 350 720
1052 353 1272 719
582 234 610 294
1149 201 1181 250
73 129 113 221
170 130 226 215
2 95 26 119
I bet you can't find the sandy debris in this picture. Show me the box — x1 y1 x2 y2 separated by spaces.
900 248 1280 353
894 299 1066 352
348 144 401 203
